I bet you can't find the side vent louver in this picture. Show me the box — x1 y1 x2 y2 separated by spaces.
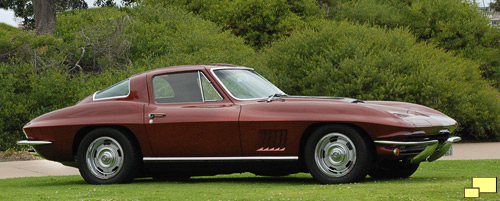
257 129 287 151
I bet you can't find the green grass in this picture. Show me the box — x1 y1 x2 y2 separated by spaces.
1 160 499 200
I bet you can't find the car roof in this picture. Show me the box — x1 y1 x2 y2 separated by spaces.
134 64 252 77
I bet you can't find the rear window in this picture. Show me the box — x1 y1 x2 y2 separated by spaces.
93 78 130 100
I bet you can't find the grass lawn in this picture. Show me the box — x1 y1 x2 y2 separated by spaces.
1 160 499 200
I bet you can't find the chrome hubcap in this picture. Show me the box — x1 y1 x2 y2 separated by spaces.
86 137 124 179
315 133 356 177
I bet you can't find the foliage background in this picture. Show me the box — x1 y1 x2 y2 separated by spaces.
1 0 500 151
326 0 500 88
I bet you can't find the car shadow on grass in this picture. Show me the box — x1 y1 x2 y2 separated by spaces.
9 175 459 186
134 175 459 185
363 176 460 184
136 175 317 185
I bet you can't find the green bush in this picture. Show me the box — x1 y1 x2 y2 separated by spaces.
55 7 128 42
260 20 500 141
0 63 30 151
55 7 131 73
0 23 21 60
2 0 500 151
124 3 257 70
0 3 257 151
0 26 70 150
0 63 82 151
327 0 500 88
163 0 324 48
0 29 67 68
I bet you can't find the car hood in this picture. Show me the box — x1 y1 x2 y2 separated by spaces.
284 96 458 129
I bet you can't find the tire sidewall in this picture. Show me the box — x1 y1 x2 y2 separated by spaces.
305 125 372 184
77 128 140 184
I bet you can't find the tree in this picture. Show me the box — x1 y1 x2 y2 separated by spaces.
1 0 88 34
33 0 57 34
490 0 500 12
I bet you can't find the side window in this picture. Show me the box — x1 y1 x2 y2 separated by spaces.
199 72 223 102
153 77 174 98
153 72 202 103
94 78 130 100
152 71 223 104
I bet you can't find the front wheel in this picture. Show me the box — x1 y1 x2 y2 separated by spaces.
77 128 140 184
304 125 372 184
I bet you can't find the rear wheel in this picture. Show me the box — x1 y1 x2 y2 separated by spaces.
369 161 420 179
77 128 140 184
304 125 372 184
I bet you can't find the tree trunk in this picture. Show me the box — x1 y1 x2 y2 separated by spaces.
33 0 56 34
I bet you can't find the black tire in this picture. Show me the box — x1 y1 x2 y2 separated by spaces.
77 128 141 184
304 125 372 184
368 161 420 179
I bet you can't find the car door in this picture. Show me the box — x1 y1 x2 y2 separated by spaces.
144 70 241 156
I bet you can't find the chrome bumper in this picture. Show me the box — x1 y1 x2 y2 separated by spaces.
17 140 52 146
16 140 51 158
375 136 461 163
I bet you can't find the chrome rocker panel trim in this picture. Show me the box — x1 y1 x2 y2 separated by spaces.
375 136 461 163
143 156 298 162
16 140 52 146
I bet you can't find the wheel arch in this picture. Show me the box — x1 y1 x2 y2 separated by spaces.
298 122 377 171
72 125 143 159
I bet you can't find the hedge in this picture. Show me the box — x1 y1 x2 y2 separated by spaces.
162 0 324 48
0 3 256 151
328 0 500 88
1 1 500 151
260 20 500 141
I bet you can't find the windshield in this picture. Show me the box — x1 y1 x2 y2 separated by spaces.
213 69 285 99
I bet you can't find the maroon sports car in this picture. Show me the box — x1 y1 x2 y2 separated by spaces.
18 64 460 184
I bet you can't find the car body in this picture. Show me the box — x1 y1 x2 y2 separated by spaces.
18 64 460 184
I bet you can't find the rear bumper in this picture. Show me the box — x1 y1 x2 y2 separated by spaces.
17 140 52 158
375 136 461 163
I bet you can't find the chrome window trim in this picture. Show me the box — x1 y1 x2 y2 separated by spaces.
197 72 205 102
152 71 225 104
210 67 285 101
92 78 131 101
199 71 224 102
143 156 298 162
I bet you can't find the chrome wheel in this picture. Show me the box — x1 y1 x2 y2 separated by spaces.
86 136 124 180
314 132 357 177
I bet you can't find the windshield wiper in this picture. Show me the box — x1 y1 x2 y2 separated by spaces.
266 93 287 102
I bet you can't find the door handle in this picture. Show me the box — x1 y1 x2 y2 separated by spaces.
149 113 166 119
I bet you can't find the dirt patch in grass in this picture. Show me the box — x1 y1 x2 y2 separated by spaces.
0 151 41 162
